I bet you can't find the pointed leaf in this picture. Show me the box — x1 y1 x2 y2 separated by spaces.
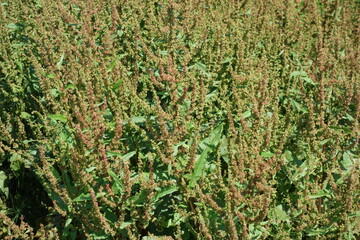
189 124 223 187
151 185 179 203
261 151 275 158
108 170 125 193
56 52 65 69
49 114 67 123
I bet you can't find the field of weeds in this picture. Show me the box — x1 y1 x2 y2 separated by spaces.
0 0 359 239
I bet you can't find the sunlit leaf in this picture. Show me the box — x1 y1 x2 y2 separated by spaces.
49 114 67 123
261 151 275 158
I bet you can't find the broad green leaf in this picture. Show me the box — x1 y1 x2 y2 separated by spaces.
308 190 331 199
340 151 354 171
242 110 251 119
73 193 91 202
10 153 21 172
121 116 156 125
107 57 118 73
306 224 336 236
284 150 294 162
65 218 72 227
189 124 223 188
20 112 31 119
344 113 354 121
41 72 55 78
108 170 125 193
275 205 289 221
329 125 352 133
106 151 123 157
127 190 149 206
290 71 307 78
319 139 330 146
205 91 217 101
221 57 233 64
63 172 75 196
291 99 308 113
219 136 229 163
120 222 132 229
151 185 179 203
89 234 108 239
6 23 20 29
130 116 146 123
261 151 275 158
107 54 125 73
291 161 308 182
49 165 62 182
49 114 67 123
112 79 124 91
302 77 317 85
106 151 136 160
66 84 77 89
85 166 96 172
173 141 188 156
0 171 9 198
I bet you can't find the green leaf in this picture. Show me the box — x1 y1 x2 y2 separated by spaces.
120 222 132 229
219 136 229 163
261 151 275 158
242 110 251 119
107 54 125 73
107 57 118 73
284 150 294 162
49 114 67 123
291 161 308 182
41 72 55 78
341 151 354 171
6 23 20 29
66 84 77 90
121 116 156 125
89 234 108 239
56 52 65 69
73 193 91 202
108 170 125 193
65 218 72 227
275 205 289 221
221 57 233 64
329 126 352 133
112 79 124 91
189 124 223 188
343 113 354 121
291 99 308 113
20 112 32 120
10 153 21 172
319 139 330 146
128 190 149 206
302 77 317 86
308 190 331 199
151 185 178 203
290 71 307 78
106 151 136 160
85 167 96 172
0 171 9 198
173 141 188 156
306 224 336 236
130 116 147 123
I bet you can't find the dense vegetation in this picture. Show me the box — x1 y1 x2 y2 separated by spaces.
0 0 359 239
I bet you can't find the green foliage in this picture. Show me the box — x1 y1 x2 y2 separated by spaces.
0 0 359 239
